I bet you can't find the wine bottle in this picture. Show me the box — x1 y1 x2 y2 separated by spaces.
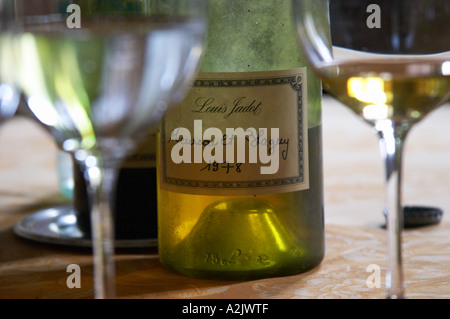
74 135 158 241
157 0 326 280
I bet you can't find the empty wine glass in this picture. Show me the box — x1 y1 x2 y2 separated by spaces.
2 0 207 298
0 3 19 122
293 0 450 298
0 82 18 122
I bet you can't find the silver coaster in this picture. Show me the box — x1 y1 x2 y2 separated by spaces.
13 205 157 248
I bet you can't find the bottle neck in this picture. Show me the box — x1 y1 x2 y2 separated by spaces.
200 0 303 72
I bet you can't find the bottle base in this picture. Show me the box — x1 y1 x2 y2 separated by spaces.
161 255 325 281
158 197 325 281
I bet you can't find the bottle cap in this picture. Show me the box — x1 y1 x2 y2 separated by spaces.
403 206 443 228
384 206 444 228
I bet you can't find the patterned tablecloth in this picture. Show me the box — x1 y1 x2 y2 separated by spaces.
0 96 449 299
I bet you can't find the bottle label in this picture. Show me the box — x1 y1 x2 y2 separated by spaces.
159 68 309 195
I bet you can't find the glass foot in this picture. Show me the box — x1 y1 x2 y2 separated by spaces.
13 205 157 248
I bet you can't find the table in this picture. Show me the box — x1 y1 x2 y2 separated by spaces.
1 96 449 299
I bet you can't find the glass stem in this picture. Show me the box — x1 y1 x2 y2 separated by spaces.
81 154 121 299
376 120 409 299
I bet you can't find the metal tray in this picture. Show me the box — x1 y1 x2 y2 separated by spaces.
13 205 157 248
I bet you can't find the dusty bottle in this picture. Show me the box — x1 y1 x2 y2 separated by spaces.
157 0 326 279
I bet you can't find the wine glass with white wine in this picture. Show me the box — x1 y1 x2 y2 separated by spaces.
293 0 450 298
2 0 208 298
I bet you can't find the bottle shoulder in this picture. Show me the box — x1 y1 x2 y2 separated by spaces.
200 1 307 72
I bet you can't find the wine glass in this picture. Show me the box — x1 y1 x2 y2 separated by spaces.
0 2 19 122
293 0 450 298
2 0 207 299
0 82 18 122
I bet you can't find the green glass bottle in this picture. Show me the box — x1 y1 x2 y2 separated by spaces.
157 0 326 280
